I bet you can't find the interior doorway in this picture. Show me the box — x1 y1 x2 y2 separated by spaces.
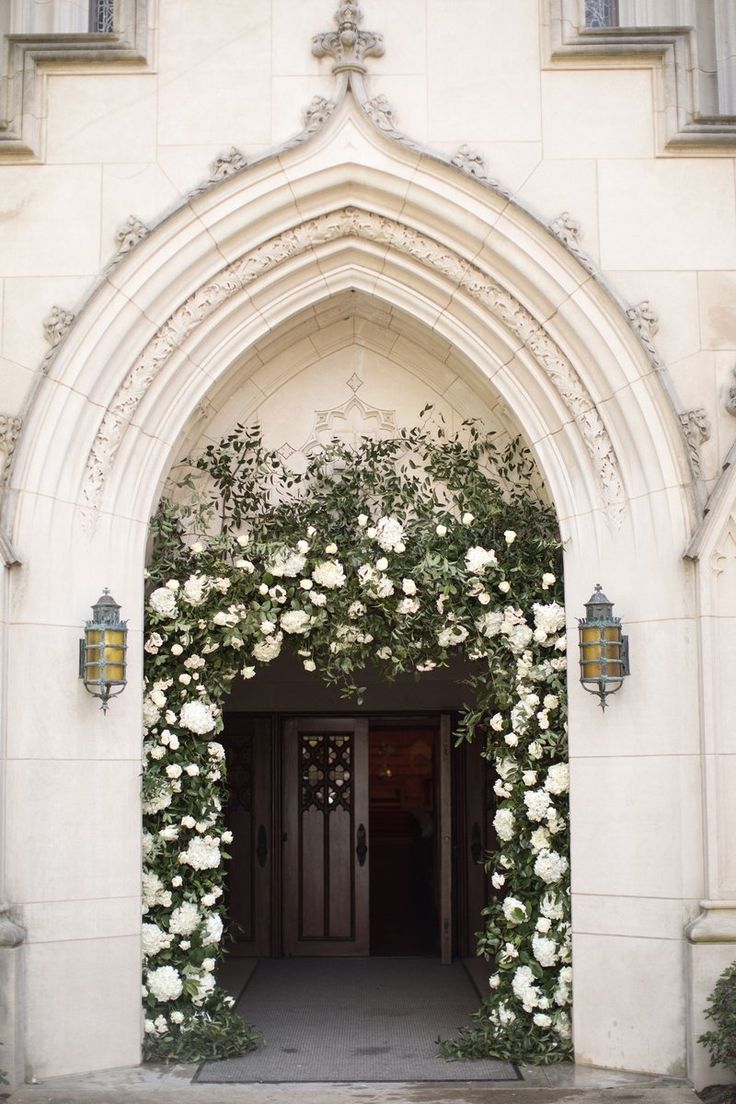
222 703 491 963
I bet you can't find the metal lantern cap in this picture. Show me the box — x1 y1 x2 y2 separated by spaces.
582 583 616 622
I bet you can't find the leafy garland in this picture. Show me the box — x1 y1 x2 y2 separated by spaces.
141 419 572 1064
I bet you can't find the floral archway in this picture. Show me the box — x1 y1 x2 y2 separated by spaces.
140 419 571 1065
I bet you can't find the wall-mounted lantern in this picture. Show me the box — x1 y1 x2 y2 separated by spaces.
79 589 128 712
578 584 629 710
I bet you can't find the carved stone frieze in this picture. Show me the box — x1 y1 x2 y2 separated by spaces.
83 207 625 524
0 414 22 487
304 95 336 133
312 2 385 73
679 408 711 480
625 300 664 370
42 306 75 373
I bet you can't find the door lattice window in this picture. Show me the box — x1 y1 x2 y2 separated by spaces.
300 733 353 813
90 0 114 32
584 0 619 27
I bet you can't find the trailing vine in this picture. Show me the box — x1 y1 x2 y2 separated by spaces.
141 418 571 1064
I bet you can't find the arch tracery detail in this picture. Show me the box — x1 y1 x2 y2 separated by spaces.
83 207 625 524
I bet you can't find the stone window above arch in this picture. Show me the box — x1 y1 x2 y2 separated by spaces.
584 0 619 28
89 0 114 33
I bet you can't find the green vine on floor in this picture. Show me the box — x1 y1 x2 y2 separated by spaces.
141 415 571 1064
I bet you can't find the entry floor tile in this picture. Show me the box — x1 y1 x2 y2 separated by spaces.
197 957 519 1083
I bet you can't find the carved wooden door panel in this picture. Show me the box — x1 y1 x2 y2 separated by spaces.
222 715 273 956
283 717 369 956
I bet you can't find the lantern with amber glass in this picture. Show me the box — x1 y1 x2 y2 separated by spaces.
578 584 629 710
79 590 128 712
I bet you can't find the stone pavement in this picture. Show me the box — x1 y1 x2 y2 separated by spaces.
5 1063 702 1104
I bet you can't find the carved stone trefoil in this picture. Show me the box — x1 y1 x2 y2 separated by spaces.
312 2 385 74
0 414 22 487
209 147 248 181
303 95 336 133
42 305 75 373
679 408 711 480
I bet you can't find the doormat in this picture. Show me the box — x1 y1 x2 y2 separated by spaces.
196 957 520 1083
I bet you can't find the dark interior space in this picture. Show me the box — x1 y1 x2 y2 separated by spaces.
368 726 438 955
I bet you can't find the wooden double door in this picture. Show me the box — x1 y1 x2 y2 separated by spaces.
223 713 490 961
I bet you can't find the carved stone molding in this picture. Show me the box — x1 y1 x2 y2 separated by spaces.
0 414 22 487
82 207 625 525
549 212 596 275
312 2 385 74
626 300 664 370
110 215 150 266
679 408 712 480
686 901 736 944
42 306 75 373
304 95 336 133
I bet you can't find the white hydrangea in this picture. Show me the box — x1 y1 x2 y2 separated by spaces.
464 546 497 575
266 549 307 578
191 971 216 1006
141 787 172 816
169 901 201 936
348 601 366 619
523 788 553 822
512 965 541 1012
438 624 469 647
179 700 216 734
540 891 565 921
397 597 420 615
149 588 178 618
182 575 209 606
146 965 183 1002
532 601 566 637
532 932 559 968
179 835 222 871
280 610 311 635
493 808 516 841
502 897 528 924
554 966 573 1007
534 849 569 885
533 1013 553 1027
374 515 405 552
506 623 534 654
477 610 504 638
143 697 162 729
545 762 570 795
530 826 551 854
202 913 224 946
141 923 171 957
311 560 346 589
554 1011 572 1039
253 633 283 663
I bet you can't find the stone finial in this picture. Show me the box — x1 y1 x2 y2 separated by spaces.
312 2 385 73
679 408 711 479
209 147 248 181
42 305 74 372
115 215 149 256
304 95 336 133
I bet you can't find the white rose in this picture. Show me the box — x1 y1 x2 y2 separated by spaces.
502 897 528 924
185 764 200 777
357 514 368 527
498 581 511 594
311 560 346 589
542 572 556 589
149 588 178 619
504 530 517 545
402 579 417 596
462 512 474 525
241 666 256 679
435 524 447 537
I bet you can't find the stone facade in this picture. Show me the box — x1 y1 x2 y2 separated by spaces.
0 0 735 1092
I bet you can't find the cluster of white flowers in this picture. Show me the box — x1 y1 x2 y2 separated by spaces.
311 560 346 589
179 835 222 871
179 700 216 734
465 546 498 575
373 515 405 552
147 965 183 1002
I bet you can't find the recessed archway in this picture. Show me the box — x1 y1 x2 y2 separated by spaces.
4 88 701 1080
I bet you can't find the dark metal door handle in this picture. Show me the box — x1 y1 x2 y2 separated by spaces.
356 823 367 867
256 824 268 868
470 822 482 864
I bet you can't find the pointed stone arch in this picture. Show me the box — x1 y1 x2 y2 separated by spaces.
2 84 705 1082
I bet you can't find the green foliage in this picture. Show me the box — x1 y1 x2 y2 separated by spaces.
142 416 571 1066
700 962 736 1073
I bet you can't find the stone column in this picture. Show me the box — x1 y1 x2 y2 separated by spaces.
0 905 25 1091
